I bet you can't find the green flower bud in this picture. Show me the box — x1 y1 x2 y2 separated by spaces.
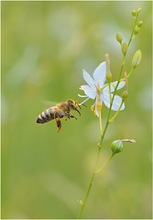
132 50 142 68
134 26 141 35
106 72 112 81
137 8 141 14
137 21 143 27
121 42 128 55
79 200 84 206
132 10 137 17
111 139 136 156
116 33 123 44
105 53 112 82
111 140 123 155
97 143 101 149
122 90 128 100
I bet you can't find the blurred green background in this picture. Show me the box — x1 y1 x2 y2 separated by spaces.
2 1 152 219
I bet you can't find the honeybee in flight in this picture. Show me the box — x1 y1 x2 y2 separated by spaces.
36 99 83 132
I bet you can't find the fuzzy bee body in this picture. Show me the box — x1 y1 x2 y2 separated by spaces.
36 107 59 123
36 99 81 132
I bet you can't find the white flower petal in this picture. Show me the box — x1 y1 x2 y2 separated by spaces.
102 93 125 111
101 93 111 108
117 81 125 90
102 85 109 95
93 62 106 88
104 81 125 93
111 95 125 111
81 85 96 99
111 81 125 91
80 62 125 111
83 70 95 89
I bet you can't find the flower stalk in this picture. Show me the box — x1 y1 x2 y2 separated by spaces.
78 8 142 219
109 99 125 123
95 154 114 174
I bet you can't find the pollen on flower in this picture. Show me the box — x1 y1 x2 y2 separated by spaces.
90 105 94 111
90 105 98 116
79 87 83 91
96 101 102 110
96 82 101 93
96 87 101 93
93 110 97 116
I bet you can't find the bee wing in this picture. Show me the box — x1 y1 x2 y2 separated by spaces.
40 100 58 107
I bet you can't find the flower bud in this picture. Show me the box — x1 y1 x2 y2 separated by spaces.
137 21 143 27
105 53 112 82
111 140 123 155
132 10 137 17
132 50 142 68
137 8 141 14
116 33 123 44
106 72 112 82
121 42 128 55
122 90 128 100
134 26 141 35
77 199 84 206
97 143 101 149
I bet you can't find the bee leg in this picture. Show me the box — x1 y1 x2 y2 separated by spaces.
65 115 77 121
55 118 62 132
65 113 71 121
65 116 69 121
70 115 77 120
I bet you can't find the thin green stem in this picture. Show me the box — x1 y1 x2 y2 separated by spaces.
95 154 114 174
99 52 126 147
128 12 139 47
109 11 139 110
78 171 96 219
109 100 124 123
78 145 101 219
127 66 135 78
96 16 137 148
98 109 103 136
108 81 112 106
78 107 103 219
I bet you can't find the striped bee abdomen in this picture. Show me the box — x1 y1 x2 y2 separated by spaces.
36 108 55 124
36 99 82 131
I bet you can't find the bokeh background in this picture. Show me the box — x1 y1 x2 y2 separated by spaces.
2 1 152 219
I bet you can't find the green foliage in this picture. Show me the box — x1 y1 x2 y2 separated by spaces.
2 1 152 219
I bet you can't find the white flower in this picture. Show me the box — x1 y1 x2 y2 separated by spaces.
78 62 125 116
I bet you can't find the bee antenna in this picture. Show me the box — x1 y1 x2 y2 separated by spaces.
82 103 87 107
78 102 87 107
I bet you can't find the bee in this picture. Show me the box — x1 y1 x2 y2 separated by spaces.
36 99 83 132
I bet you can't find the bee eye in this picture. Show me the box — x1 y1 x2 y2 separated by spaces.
71 100 75 105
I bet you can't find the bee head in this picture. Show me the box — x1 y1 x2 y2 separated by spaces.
68 99 81 115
